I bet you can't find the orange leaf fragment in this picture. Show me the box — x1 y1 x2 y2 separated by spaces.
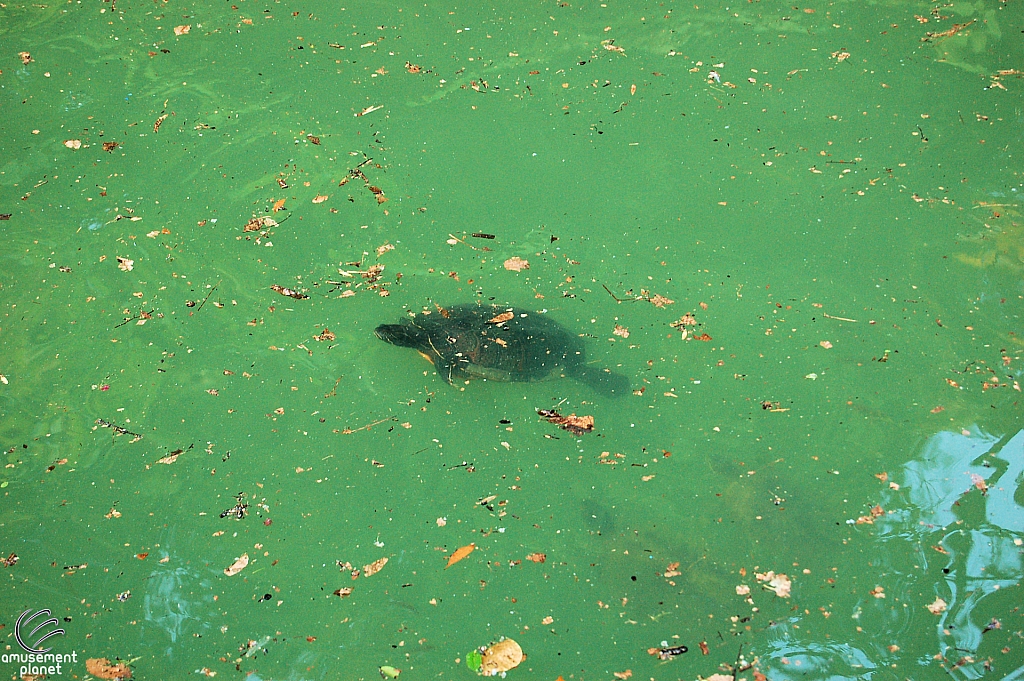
173 24 191 35
525 552 546 563
272 198 286 213
445 543 476 569
136 552 149 560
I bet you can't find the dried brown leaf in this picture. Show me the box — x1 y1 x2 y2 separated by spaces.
362 556 388 577
648 294 673 308
223 553 249 576
480 639 524 675
537 409 594 435
86 658 132 679
503 256 529 272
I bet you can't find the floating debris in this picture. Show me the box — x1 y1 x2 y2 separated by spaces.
467 638 524 676
270 285 309 300
647 644 688 660
537 409 594 435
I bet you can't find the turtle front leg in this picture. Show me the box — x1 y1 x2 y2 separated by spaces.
434 359 457 385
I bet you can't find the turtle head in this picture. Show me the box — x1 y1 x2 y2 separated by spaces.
374 323 424 348
374 319 430 350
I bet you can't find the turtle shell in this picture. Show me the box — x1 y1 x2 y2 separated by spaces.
374 305 581 383
374 304 630 396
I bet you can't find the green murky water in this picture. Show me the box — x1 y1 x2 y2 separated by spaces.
2 1 1022 679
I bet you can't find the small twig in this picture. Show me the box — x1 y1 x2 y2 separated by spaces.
113 309 154 329
731 643 744 680
325 376 342 398
823 313 857 322
602 284 637 303
447 233 491 252
196 282 220 312
339 417 397 435
95 418 143 439
921 19 976 42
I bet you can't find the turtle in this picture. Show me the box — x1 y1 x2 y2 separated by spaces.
374 304 630 396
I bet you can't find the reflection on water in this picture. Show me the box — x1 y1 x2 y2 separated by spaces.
3 0 1023 677
881 428 1023 680
142 533 215 657
763 619 882 680
753 428 1023 681
895 428 1003 531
